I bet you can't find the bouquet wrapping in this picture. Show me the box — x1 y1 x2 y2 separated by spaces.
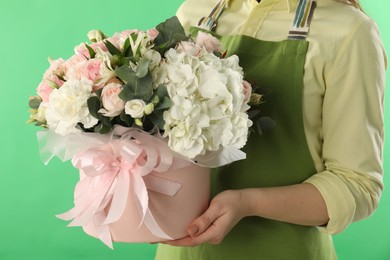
29 16 260 248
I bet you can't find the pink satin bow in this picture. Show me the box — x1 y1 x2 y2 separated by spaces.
56 127 186 249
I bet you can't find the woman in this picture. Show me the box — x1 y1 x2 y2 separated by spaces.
156 0 386 259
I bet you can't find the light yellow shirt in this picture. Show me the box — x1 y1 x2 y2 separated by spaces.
176 0 387 234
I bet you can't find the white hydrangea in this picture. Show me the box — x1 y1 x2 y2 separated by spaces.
160 47 252 159
45 77 98 135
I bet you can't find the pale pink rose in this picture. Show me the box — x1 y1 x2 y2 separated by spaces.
37 58 67 101
83 58 102 82
195 31 221 53
64 54 87 72
44 58 66 78
242 80 252 104
37 81 53 102
74 43 91 58
176 41 202 56
90 41 108 52
65 58 102 84
107 30 139 50
98 82 125 117
147 28 159 41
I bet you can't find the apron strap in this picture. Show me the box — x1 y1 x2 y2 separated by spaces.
287 0 317 40
197 0 317 40
197 0 229 31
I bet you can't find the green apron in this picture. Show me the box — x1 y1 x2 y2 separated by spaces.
156 0 337 259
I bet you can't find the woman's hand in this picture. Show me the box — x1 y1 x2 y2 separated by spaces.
163 183 329 247
164 189 248 247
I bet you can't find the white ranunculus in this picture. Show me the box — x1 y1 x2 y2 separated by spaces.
125 99 146 118
45 77 98 135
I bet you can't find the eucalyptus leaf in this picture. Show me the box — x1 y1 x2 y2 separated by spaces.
154 96 172 111
119 72 153 101
154 16 188 53
119 112 134 126
115 65 136 84
149 110 165 130
136 58 151 78
87 96 101 119
257 116 276 130
29 97 41 109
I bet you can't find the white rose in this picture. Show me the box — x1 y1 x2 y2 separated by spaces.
125 99 146 118
98 82 125 117
45 77 98 135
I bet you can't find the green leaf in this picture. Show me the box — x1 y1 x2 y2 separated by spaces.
87 96 101 119
154 96 172 111
155 16 186 45
119 111 134 126
149 110 165 130
93 123 111 134
154 16 189 53
119 71 153 101
85 43 96 58
136 58 151 78
29 97 42 109
122 37 132 57
104 40 121 55
115 65 136 84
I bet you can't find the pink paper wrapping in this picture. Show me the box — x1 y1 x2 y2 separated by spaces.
38 126 213 248
82 165 210 243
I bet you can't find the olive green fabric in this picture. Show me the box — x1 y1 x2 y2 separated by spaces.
156 34 337 259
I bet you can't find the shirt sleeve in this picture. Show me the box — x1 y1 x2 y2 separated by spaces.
304 19 387 235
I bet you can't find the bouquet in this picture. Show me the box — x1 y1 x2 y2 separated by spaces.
28 16 261 248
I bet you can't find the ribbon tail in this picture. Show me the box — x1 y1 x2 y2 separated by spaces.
103 170 130 225
132 175 149 227
94 212 114 249
143 208 173 240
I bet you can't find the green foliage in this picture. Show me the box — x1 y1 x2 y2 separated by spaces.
154 16 189 54
117 68 153 101
29 97 42 109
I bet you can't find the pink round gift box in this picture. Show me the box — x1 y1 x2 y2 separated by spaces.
82 164 210 243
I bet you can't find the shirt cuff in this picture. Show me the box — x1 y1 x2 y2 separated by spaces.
304 172 356 234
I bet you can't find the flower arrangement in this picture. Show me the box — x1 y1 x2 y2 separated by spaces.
28 16 264 248
28 16 262 160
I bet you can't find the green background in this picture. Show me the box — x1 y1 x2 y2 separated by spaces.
0 0 388 259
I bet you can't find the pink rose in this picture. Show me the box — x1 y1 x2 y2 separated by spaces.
107 29 139 50
176 41 202 56
98 82 125 117
242 80 252 104
37 81 53 102
65 58 102 84
84 58 102 83
147 28 159 41
195 31 221 53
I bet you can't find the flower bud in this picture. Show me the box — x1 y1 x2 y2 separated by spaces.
87 30 105 42
249 93 263 106
144 103 155 115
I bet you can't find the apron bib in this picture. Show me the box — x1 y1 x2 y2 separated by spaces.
157 1 336 259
